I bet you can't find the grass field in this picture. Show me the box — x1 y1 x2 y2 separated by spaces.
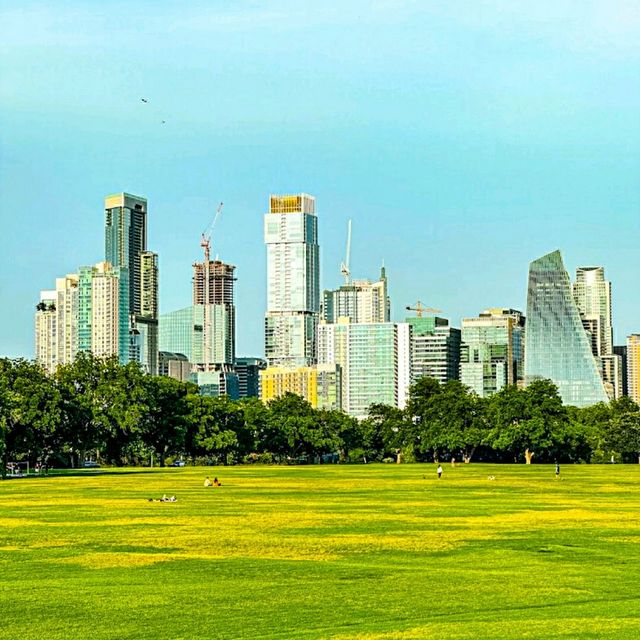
1 464 640 639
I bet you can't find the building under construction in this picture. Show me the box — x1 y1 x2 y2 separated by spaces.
192 260 236 306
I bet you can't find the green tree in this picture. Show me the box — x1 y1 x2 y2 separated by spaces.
140 376 191 466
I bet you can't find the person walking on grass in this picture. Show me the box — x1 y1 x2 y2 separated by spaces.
437 464 443 479
555 462 560 479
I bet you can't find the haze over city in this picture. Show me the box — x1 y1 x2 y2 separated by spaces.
1 1 638 360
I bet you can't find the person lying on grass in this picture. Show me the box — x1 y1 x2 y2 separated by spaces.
148 495 177 502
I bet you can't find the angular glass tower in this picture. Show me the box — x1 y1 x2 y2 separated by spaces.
525 250 608 407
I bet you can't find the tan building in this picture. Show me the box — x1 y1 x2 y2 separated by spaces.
34 274 79 374
627 335 640 404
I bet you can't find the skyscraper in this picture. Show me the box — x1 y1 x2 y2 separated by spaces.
78 262 129 362
104 193 158 373
34 274 80 374
627 335 640 404
192 259 236 366
572 266 621 398
264 193 319 367
460 309 524 397
573 267 613 356
35 291 57 374
525 250 608 407
406 316 461 385
317 319 411 417
105 193 147 314
323 267 390 324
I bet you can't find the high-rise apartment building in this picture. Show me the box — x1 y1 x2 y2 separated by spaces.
34 274 80 374
35 291 57 374
525 250 608 407
104 193 158 373
573 267 613 356
627 335 640 404
78 262 129 362
406 316 461 385
317 319 411 418
264 194 319 367
573 266 621 399
323 267 390 324
105 193 147 314
459 309 524 397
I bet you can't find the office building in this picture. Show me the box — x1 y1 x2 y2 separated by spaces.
459 309 524 397
158 351 191 382
317 319 411 417
627 335 640 404
524 250 608 407
406 316 460 385
159 307 203 365
264 193 319 367
259 364 341 410
323 267 390 324
234 357 267 398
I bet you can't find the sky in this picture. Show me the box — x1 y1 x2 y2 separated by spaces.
1 0 638 359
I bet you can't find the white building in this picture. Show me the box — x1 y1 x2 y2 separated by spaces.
317 319 411 418
264 193 320 366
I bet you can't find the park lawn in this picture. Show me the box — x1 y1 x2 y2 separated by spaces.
1 464 640 639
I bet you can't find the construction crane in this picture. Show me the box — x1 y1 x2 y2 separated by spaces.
405 301 442 318
200 202 224 368
340 219 352 285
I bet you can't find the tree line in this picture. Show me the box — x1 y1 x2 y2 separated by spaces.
1 353 639 476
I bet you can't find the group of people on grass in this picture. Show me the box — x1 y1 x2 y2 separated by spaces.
204 476 221 488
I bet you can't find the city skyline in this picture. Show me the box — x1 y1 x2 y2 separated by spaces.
2 2 639 359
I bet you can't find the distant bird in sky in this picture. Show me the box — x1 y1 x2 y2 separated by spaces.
141 98 148 103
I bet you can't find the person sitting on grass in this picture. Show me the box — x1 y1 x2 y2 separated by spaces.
204 476 212 487
213 477 221 487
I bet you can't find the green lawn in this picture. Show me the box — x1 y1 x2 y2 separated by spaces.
1 464 640 639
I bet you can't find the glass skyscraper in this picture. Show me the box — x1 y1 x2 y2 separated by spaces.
264 194 319 367
525 250 608 407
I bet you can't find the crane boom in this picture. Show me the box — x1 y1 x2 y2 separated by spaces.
201 201 224 368
405 301 443 318
340 219 352 285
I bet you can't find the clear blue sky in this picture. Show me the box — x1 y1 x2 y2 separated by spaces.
1 1 638 359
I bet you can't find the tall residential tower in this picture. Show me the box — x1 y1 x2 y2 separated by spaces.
264 193 320 366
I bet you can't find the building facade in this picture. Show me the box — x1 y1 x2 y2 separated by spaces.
264 194 319 367
158 351 191 382
459 309 524 397
234 357 267 398
192 259 236 367
104 193 158 373
78 262 129 363
573 266 621 398
34 274 80 374
317 319 411 417
524 250 608 407
323 267 390 324
259 364 341 410
406 316 461 385
627 335 640 404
